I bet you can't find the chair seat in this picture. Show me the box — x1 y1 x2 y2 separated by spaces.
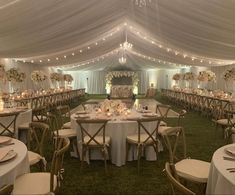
57 128 77 138
84 135 111 145
216 119 228 126
12 173 57 195
28 151 42 165
175 159 210 183
62 121 71 129
126 134 155 144
160 121 167 126
18 122 30 130
33 115 47 122
158 126 171 135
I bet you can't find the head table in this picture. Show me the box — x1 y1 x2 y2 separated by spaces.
70 99 170 167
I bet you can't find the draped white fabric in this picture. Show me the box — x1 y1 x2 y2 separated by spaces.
0 0 235 70
1 1 235 93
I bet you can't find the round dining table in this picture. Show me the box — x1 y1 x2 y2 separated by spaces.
71 109 162 167
0 138 29 188
206 143 235 195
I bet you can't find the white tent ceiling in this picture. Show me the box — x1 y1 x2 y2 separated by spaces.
1 0 235 71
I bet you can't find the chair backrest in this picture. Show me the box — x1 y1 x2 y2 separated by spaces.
163 126 187 163
50 137 70 192
28 122 49 155
0 112 20 137
225 110 235 128
0 184 13 195
165 162 196 195
76 119 109 146
129 117 161 144
57 105 70 126
156 104 171 119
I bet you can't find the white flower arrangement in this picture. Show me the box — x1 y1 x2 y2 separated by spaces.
0 64 6 81
223 68 235 81
105 71 139 89
100 99 126 113
63 74 73 83
31 70 47 82
183 72 196 80
172 73 181 80
6 68 26 83
50 72 63 82
197 70 216 82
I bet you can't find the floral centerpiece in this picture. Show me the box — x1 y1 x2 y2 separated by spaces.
6 68 26 92
64 74 73 83
50 72 63 82
183 72 196 80
100 99 126 113
31 70 47 82
172 73 181 81
223 68 235 81
105 71 139 93
0 64 6 81
197 70 216 82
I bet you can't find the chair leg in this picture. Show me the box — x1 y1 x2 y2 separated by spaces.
126 141 130 162
103 147 107 174
137 145 142 174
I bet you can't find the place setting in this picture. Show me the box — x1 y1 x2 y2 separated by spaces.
0 136 17 163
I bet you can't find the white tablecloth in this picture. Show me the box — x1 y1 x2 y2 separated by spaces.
71 110 162 167
0 138 29 188
206 144 235 195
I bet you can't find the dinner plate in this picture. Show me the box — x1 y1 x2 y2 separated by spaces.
0 150 17 163
76 111 87 114
142 113 158 117
0 136 12 144
225 146 235 157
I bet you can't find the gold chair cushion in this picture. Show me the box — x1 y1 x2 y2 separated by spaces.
84 135 111 145
12 173 57 195
175 159 210 183
57 128 77 138
62 121 71 129
28 151 42 165
158 126 172 135
216 119 228 126
126 134 155 144
160 121 167 126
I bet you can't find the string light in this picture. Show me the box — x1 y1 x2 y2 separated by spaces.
11 22 235 66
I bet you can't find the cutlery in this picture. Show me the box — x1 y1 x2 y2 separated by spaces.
0 142 15 147
223 156 235 161
226 168 235 170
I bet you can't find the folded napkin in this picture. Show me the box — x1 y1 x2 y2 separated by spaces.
0 148 12 160
0 136 11 144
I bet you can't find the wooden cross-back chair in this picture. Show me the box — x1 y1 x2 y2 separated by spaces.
156 104 171 126
224 109 235 142
0 112 20 137
0 184 13 195
12 137 70 195
76 119 110 173
165 162 196 195
27 122 49 171
163 127 210 192
57 105 71 129
126 117 161 174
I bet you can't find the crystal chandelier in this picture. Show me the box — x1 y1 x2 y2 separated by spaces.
120 41 133 50
118 56 127 64
134 0 152 7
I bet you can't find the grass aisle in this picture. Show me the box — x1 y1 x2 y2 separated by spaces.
56 95 226 195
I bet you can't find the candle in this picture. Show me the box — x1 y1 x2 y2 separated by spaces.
107 112 112 117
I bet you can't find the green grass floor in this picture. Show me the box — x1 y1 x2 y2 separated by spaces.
42 94 227 195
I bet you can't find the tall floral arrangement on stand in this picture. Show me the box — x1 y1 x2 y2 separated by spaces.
172 73 182 87
50 72 64 88
6 68 26 93
31 70 47 90
64 74 73 89
223 68 235 92
197 70 216 89
183 72 195 88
